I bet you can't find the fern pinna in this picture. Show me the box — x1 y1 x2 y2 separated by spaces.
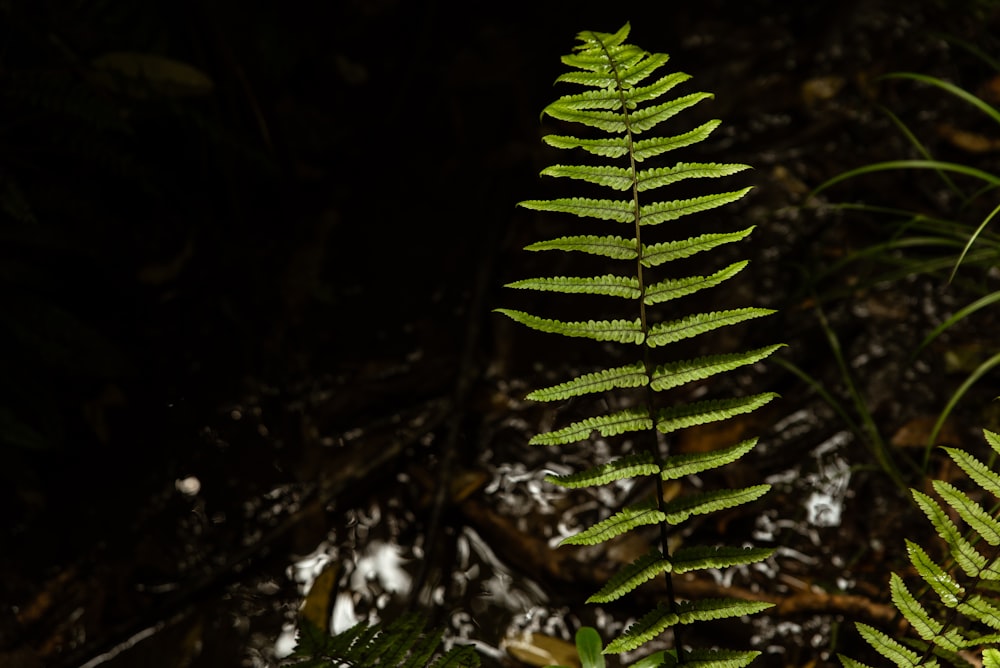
288 614 479 668
496 24 781 664
841 429 1000 668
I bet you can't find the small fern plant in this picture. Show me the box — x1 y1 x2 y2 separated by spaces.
840 429 1000 668
496 23 782 664
286 614 479 668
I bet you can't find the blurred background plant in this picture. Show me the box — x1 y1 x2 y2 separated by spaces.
789 41 1000 483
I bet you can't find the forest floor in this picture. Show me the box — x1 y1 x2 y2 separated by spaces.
3 2 1000 667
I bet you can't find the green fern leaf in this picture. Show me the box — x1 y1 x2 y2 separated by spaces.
641 227 754 267
546 452 660 488
677 598 774 624
637 162 751 191
628 71 694 106
633 120 722 162
543 134 630 158
932 479 1000 545
541 164 634 190
906 540 963 606
503 22 777 661
890 573 966 651
494 309 644 344
529 408 652 446
560 500 666 546
957 594 1000 631
646 309 775 347
985 648 1000 668
912 489 987 577
658 438 760 481
986 429 1000 456
527 362 648 402
855 623 927 668
670 545 775 574
639 188 753 226
651 345 784 392
839 654 876 668
661 485 770 525
643 260 748 306
519 196 635 222
525 234 638 259
655 393 778 434
605 604 679 654
542 105 632 133
679 649 762 668
619 52 672 87
943 446 1000 499
546 87 626 111
628 93 714 134
573 23 631 50
587 549 671 603
506 274 640 299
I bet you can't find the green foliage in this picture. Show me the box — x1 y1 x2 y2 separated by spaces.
808 68 1000 464
840 429 1000 668
497 23 779 662
287 615 479 668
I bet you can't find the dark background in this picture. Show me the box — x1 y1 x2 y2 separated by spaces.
3 1 1000 666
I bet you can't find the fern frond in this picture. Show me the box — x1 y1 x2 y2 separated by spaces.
855 622 928 668
678 649 762 668
655 393 778 434
906 540 964 606
541 164 634 191
505 274 640 299
560 500 666 546
527 362 648 402
890 573 966 651
651 345 784 392
519 196 635 222
986 649 1000 668
540 162 750 193
641 227 755 267
529 408 652 446
543 134 630 158
669 545 775 574
661 485 770 525
957 594 1000 631
912 488 987 577
502 22 777 661
637 162 752 191
633 120 722 161
643 260 749 306
677 598 774 624
546 452 660 488
658 438 760 481
627 93 714 134
839 655 877 668
619 52 673 87
639 188 753 226
289 614 479 668
932 479 1000 545
587 549 671 603
628 71 694 106
605 604 680 654
542 105 633 133
525 234 638 259
494 309 643 343
943 446 1000 499
646 309 776 347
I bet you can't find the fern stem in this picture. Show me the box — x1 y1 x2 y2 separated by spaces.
599 30 687 662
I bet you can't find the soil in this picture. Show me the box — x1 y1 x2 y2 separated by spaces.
3 1 1000 667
